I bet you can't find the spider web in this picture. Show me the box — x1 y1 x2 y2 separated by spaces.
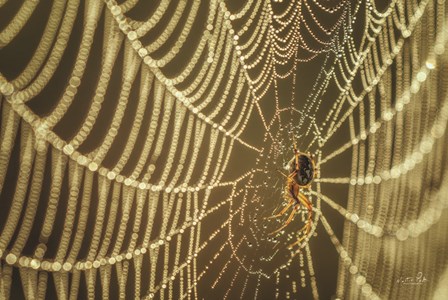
0 0 447 299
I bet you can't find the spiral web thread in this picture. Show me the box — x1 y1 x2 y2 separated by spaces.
0 0 447 299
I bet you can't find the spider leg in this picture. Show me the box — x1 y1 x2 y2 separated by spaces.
267 198 294 219
294 146 299 171
287 194 313 249
276 169 288 178
288 220 312 249
269 204 299 235
288 232 308 249
287 171 297 180
290 249 301 258
298 192 313 233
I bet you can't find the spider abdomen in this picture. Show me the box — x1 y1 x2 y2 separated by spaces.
289 154 315 187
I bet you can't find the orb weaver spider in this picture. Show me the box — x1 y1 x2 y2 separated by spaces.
269 144 317 249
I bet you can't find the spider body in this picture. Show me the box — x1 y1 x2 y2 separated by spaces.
288 153 315 187
269 145 317 249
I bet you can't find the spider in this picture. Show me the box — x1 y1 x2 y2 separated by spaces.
269 144 317 249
